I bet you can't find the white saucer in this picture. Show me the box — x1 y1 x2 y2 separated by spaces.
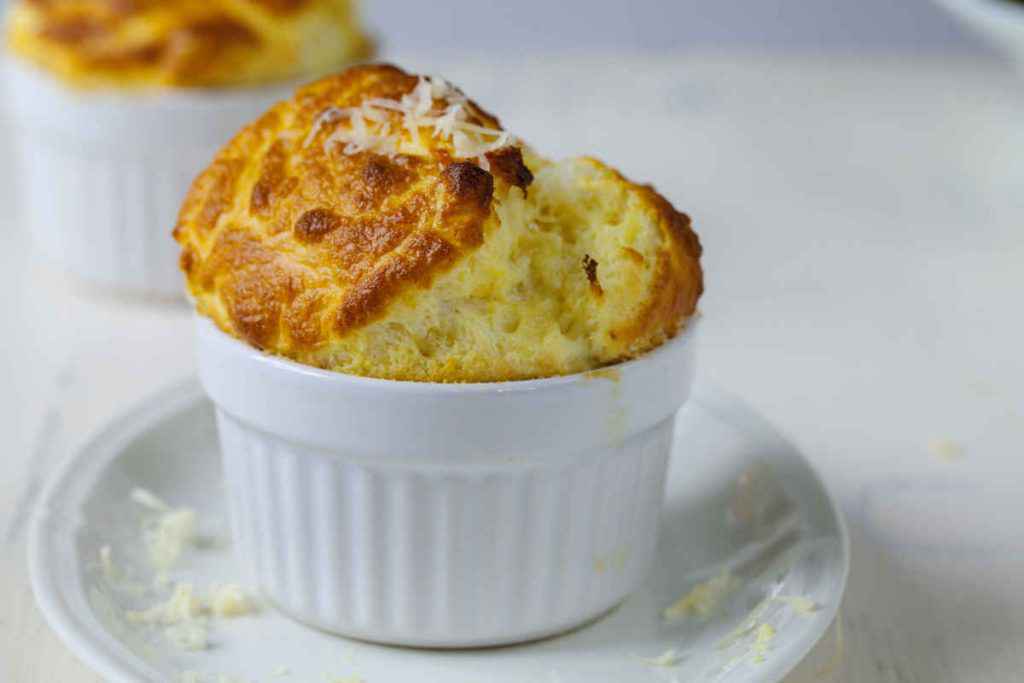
29 379 848 683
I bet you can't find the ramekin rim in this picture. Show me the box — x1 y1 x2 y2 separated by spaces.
197 313 701 395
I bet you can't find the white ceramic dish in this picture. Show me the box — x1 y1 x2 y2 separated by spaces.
196 317 698 647
29 378 848 683
936 0 1024 70
1 59 292 297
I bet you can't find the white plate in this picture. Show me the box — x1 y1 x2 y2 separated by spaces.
29 379 848 683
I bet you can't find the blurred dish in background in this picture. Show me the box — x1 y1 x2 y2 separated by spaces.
2 0 373 298
6 0 372 89
935 0 1024 70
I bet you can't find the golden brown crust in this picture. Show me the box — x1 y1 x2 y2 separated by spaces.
485 146 534 190
175 65 703 382
608 175 703 348
6 0 372 88
334 231 457 335
176 65 515 353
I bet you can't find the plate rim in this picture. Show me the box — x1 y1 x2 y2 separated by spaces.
28 377 850 683
28 378 204 683
692 383 851 682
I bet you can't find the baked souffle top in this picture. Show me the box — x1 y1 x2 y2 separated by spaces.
5 0 372 88
174 64 704 382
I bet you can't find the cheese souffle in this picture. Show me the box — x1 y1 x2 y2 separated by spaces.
6 0 372 89
175 64 703 381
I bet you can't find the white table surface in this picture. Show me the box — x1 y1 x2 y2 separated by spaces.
1 52 1022 682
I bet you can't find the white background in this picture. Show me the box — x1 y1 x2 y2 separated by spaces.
4 50 1024 680
361 0 981 54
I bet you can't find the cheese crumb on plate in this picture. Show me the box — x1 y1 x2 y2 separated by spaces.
637 648 682 667
928 438 964 461
662 570 741 621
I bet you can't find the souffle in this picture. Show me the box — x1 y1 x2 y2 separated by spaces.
5 0 372 88
174 64 704 382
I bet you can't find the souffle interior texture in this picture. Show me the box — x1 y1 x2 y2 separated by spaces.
5 0 371 88
174 65 704 382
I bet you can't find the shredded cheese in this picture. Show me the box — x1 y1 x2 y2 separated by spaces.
305 75 514 167
209 584 254 617
126 583 203 625
118 567 254 654
751 624 776 663
145 508 198 570
638 648 682 667
663 570 741 621
928 438 963 461
100 491 258 657
717 594 774 650
773 595 818 615
132 487 198 570
123 583 209 651
124 580 255 651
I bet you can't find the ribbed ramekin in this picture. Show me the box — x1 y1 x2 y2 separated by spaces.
196 316 698 647
2 59 291 297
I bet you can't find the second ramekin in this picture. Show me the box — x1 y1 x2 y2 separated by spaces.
2 59 292 297
196 316 698 647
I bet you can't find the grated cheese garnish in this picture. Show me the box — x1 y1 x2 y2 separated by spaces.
751 624 776 663
209 583 254 617
145 507 198 571
126 582 203 625
124 580 255 652
928 438 963 461
717 594 774 650
305 75 514 167
663 570 741 621
773 595 818 615
99 490 259 657
132 487 198 571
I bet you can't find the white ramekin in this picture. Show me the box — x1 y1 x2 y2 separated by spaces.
196 316 698 647
2 59 292 297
